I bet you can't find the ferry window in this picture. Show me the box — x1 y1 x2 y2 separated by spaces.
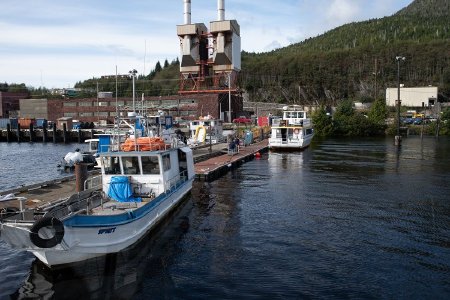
162 154 171 171
298 112 304 118
275 129 282 138
103 157 121 175
122 157 140 175
141 156 160 175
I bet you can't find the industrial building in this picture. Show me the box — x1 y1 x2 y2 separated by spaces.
385 86 438 107
18 93 243 125
0 91 30 118
8 0 244 126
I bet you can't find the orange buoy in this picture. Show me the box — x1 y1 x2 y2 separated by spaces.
255 151 261 158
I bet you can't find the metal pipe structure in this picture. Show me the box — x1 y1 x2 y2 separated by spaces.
184 0 191 25
218 0 225 21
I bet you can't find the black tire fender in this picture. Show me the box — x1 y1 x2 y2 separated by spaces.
29 217 65 248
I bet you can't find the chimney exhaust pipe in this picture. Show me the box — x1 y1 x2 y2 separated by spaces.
184 0 191 25
218 0 225 21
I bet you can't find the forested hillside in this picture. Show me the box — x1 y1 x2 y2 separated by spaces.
66 0 449 105
241 0 450 104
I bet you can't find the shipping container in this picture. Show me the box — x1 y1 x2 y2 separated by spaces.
0 118 10 129
9 118 18 129
36 118 47 128
258 116 269 127
18 118 37 128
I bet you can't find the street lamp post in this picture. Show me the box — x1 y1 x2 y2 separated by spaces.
129 69 138 112
395 56 405 146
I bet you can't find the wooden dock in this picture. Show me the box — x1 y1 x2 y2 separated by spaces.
194 139 268 181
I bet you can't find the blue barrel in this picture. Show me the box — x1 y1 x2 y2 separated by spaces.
244 131 253 146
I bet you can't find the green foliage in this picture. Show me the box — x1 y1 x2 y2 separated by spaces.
368 98 388 125
311 107 334 137
74 58 180 97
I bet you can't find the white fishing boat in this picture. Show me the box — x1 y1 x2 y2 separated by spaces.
187 115 224 146
0 117 195 267
268 105 314 150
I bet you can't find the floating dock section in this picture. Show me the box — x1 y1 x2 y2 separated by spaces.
194 139 268 181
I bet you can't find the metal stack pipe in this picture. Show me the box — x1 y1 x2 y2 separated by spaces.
184 0 191 25
218 0 225 21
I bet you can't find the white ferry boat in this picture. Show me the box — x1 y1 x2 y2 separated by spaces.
0 116 195 267
268 105 314 150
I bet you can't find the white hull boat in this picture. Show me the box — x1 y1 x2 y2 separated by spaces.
268 106 314 150
0 134 195 267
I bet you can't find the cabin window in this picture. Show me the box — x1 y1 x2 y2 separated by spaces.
122 156 140 175
141 156 160 175
103 156 121 175
162 154 171 171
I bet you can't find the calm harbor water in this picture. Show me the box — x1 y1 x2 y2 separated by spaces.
0 136 449 299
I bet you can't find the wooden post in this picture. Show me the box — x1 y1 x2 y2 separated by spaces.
52 122 57 143
6 124 11 143
29 123 35 142
63 123 67 144
77 129 82 143
43 120 48 143
16 123 21 143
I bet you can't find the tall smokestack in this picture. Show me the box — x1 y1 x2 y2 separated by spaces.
218 0 225 21
184 0 191 24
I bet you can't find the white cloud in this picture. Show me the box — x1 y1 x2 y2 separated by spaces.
326 0 361 25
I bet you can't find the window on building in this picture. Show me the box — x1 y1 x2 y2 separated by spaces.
79 112 93 117
94 112 109 117
63 112 77 117
63 102 77 107
180 99 196 104
79 102 92 107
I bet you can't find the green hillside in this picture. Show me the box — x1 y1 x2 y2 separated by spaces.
70 0 450 105
241 0 450 104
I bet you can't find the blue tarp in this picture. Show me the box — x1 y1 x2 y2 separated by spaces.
107 176 142 202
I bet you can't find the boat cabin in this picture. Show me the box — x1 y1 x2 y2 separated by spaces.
100 148 194 198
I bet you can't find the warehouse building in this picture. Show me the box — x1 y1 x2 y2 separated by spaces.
386 86 438 107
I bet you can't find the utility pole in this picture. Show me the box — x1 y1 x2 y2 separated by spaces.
395 56 405 147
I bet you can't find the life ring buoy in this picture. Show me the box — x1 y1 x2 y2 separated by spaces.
29 217 65 248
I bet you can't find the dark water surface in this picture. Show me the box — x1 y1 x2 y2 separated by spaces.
0 137 449 299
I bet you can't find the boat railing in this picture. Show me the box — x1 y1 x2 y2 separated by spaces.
164 170 188 195
84 175 102 191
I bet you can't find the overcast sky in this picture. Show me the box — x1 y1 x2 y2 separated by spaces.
0 0 413 89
